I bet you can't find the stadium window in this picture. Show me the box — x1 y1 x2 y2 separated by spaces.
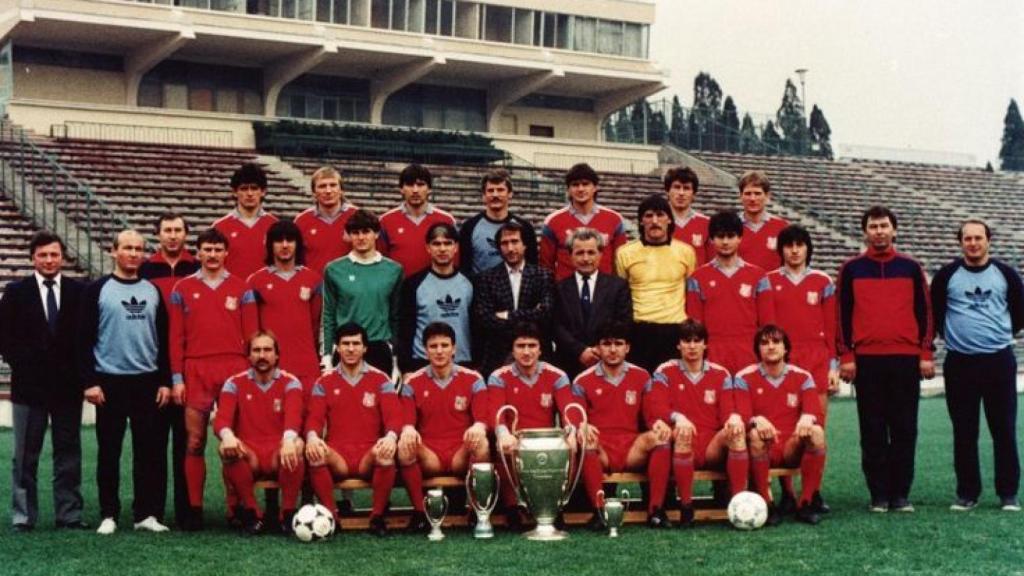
529 125 554 138
393 0 407 30
178 0 211 9
541 12 555 47
289 94 306 118
281 0 296 18
513 9 534 46
408 0 425 32
371 0 389 29
623 22 645 58
315 0 330 21
298 0 315 19
322 98 338 120
210 0 244 13
554 14 570 49
573 16 596 53
454 1 479 39
215 88 240 113
597 19 623 55
439 0 454 36
424 0 438 34
333 0 349 23
483 4 512 43
242 91 263 115
163 83 189 109
189 87 215 112
138 79 163 108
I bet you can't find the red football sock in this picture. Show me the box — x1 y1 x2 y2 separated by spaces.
278 463 305 514
647 445 671 513
751 454 771 502
222 459 258 512
727 449 750 496
400 462 425 512
223 468 238 511
799 448 827 507
497 459 519 508
371 464 397 517
582 449 605 508
185 454 207 508
307 465 338 516
672 452 694 505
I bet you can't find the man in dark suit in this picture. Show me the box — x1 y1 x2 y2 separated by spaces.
553 227 633 378
0 231 87 531
474 221 555 376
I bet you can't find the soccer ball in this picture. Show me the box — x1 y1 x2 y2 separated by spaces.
727 491 768 530
292 504 336 542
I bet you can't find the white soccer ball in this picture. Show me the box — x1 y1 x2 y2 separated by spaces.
292 503 336 542
727 491 768 530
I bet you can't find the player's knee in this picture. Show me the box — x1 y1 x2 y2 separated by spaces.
809 426 826 449
674 438 693 453
728 434 746 451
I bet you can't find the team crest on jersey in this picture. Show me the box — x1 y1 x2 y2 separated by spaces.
300 287 312 301
348 275 356 282
767 237 778 250
225 296 238 311
192 292 200 300
806 291 819 305
692 233 703 245
709 280 717 288
540 393 553 408
245 393 253 401
739 283 752 298
624 390 637 406
310 228 318 235
678 383 686 391
704 389 716 404
454 395 468 411
265 283 274 291
231 231 238 238
397 227 405 235
787 393 798 408
273 398 283 412
333 388 341 396
756 388 764 395
362 392 376 408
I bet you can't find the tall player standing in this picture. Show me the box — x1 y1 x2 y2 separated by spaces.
379 164 457 279
169 228 259 530
665 167 711 266
737 170 789 272
213 163 278 280
294 165 357 275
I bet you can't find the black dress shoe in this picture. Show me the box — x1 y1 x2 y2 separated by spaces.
766 504 783 527
13 524 34 533
367 515 388 538
778 490 797 516
677 504 695 529
56 520 90 530
646 507 672 529
796 504 821 525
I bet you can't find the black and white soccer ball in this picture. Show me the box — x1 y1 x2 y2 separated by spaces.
292 504 335 542
727 491 768 530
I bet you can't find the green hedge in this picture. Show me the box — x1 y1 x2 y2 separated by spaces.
253 121 507 165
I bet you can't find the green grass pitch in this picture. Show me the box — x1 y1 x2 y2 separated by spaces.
2 397 1022 576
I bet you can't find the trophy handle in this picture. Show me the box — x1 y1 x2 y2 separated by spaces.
620 489 630 512
495 405 521 496
561 402 588 507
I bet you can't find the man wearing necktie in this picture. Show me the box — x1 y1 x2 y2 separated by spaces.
552 228 632 379
0 231 88 531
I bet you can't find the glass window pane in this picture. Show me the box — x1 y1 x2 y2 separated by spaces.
316 0 330 21
555 14 570 49
424 0 438 34
597 20 622 55
289 94 306 118
440 0 454 35
574 17 595 52
514 9 533 45
408 0 425 32
484 5 512 43
623 23 643 58
392 0 407 30
164 83 188 109
371 0 389 29
189 87 214 111
215 88 239 113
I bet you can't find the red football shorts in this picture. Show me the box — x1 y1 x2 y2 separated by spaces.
767 432 798 468
329 440 376 476
600 432 639 472
708 337 757 376
186 354 249 413
422 437 465 475
247 441 279 477
691 430 719 470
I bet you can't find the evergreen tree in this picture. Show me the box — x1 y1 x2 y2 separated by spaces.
985 161 994 172
809 105 833 159
648 107 668 145
692 72 723 150
629 100 647 144
739 113 761 154
762 120 782 154
776 78 809 155
999 99 1024 171
614 108 633 143
722 96 740 152
604 115 617 141
669 95 686 147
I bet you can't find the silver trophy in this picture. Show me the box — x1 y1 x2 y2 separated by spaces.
466 462 499 539
497 402 587 541
423 488 448 541
600 489 629 538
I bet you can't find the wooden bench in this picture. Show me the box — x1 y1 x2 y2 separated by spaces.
254 468 800 529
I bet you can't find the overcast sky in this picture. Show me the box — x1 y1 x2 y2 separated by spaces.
650 0 1024 166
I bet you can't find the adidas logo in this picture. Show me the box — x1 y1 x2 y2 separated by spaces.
436 294 461 317
121 296 147 319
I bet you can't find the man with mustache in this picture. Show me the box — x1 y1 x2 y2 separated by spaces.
614 194 697 372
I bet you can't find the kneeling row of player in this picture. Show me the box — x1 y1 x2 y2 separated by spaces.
211 318 827 536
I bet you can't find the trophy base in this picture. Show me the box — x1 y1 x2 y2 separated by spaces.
473 523 495 539
524 523 569 541
427 529 445 542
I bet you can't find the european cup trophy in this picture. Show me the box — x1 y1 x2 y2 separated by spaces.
423 488 448 541
466 462 499 538
600 489 629 538
496 402 587 541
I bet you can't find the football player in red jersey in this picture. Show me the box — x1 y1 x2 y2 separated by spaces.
214 332 304 535
212 163 278 279
573 320 673 529
651 320 748 527
735 325 827 525
736 170 789 272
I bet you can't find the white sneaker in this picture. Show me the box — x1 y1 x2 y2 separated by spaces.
133 516 170 532
96 518 117 535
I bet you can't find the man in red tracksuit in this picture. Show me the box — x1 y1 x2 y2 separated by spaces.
214 331 304 535
837 205 934 514
686 210 776 374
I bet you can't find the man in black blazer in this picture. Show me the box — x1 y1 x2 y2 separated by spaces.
0 231 87 531
473 221 555 376
553 227 633 378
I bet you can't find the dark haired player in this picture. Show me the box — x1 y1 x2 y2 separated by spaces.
213 162 278 279
651 320 748 527
735 325 826 525
379 164 456 278
664 166 711 266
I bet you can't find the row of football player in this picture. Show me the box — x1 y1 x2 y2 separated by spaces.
210 316 827 538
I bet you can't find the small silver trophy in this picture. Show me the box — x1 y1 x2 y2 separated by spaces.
466 462 499 539
601 489 629 538
423 488 449 541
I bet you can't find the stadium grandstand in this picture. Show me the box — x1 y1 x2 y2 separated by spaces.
1 0 1024 403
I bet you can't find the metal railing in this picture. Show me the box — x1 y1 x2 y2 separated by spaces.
51 121 235 148
0 122 131 277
